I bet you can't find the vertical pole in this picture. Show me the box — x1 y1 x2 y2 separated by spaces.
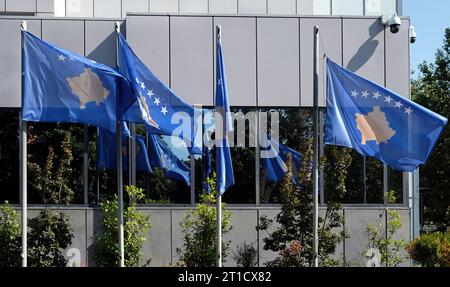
312 25 320 268
216 25 222 268
319 110 324 205
115 22 125 268
83 125 89 205
363 156 367 204
130 123 136 186
255 110 260 206
96 127 100 203
20 20 27 268
145 130 150 199
190 155 195 205
383 164 388 205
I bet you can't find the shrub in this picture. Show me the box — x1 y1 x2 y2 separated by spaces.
0 201 21 267
407 232 450 267
92 185 151 267
177 173 232 267
233 242 258 267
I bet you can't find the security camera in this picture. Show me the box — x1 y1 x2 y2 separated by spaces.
409 26 417 43
381 13 401 34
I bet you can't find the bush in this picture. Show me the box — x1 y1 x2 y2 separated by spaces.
407 232 450 267
92 185 151 267
177 173 232 267
233 242 258 267
0 201 21 267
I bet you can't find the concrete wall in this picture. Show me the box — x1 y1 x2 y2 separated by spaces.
0 14 411 108
21 205 411 267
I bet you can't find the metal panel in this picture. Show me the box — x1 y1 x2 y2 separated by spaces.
343 18 385 86
214 17 256 106
179 0 208 14
5 0 36 12
171 209 190 264
332 0 364 16
0 19 40 108
268 0 296 15
94 0 121 18
0 0 4 12
121 0 149 17
257 18 299 106
300 18 342 107
238 0 267 14
150 0 178 13
142 209 172 267
209 0 237 14
170 16 213 105
66 0 94 18
42 19 84 55
385 18 409 97
395 209 412 267
85 20 118 67
127 15 170 85
37 0 54 13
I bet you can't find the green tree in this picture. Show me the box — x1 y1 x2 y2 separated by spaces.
412 28 450 230
92 185 151 267
407 231 450 267
0 201 21 267
177 173 232 267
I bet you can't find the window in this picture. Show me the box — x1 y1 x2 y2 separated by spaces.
364 0 397 16
332 0 364 15
66 0 94 17
297 0 331 15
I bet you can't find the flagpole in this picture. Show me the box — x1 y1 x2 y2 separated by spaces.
115 22 125 268
83 125 89 205
216 25 222 268
312 25 320 268
20 20 28 268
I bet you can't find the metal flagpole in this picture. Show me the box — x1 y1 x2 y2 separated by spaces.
96 127 100 203
312 25 320 268
115 22 125 268
20 20 28 268
83 125 89 205
216 25 222 268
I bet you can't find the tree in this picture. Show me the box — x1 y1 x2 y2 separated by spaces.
0 201 21 267
412 28 450 230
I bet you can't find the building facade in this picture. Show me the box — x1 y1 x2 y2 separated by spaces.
0 0 414 267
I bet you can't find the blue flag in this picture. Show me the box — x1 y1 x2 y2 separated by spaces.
97 123 151 173
202 144 212 192
118 34 201 154
325 58 448 172
262 137 302 183
147 134 191 186
22 31 135 132
215 35 235 194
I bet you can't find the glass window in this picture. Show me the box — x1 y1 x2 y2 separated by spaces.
209 0 238 14
0 109 19 204
179 0 208 13
150 0 178 13
365 0 396 16
268 0 296 15
238 0 267 14
332 0 364 16
94 0 121 18
297 0 331 15
66 0 93 17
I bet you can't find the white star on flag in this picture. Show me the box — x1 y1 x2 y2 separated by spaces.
161 106 168 115
351 90 358 98
136 77 140 84
395 101 403 108
384 96 393 104
404 107 413 115
361 90 369 98
154 97 161 106
140 82 145 89
57 54 66 61
147 89 154 98
373 91 381 99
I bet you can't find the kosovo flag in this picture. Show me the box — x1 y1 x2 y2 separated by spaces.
215 34 234 194
147 134 191 186
261 137 302 183
118 34 202 154
97 122 151 173
325 58 448 172
22 31 135 132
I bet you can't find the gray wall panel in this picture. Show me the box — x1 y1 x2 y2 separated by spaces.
127 15 170 85
85 20 118 66
385 19 410 98
396 209 412 267
343 18 385 86
94 0 121 18
64 209 88 267
122 0 149 17
300 18 342 107
150 0 178 13
0 19 40 108
214 17 256 106
141 209 172 267
42 20 85 55
66 0 93 17
0 0 4 12
257 18 299 106
171 209 190 264
5 0 36 12
224 210 258 267
170 16 213 105
37 0 54 13
179 0 208 13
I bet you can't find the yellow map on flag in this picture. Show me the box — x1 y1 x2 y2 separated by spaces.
66 68 110 109
355 106 396 145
